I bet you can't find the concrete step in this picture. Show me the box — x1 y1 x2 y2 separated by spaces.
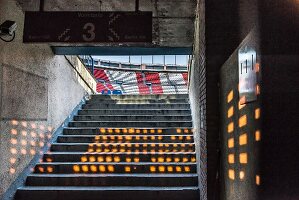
43 152 196 163
86 98 190 104
82 103 190 109
63 128 194 135
68 121 193 128
26 174 198 187
57 135 194 143
90 94 189 100
78 109 191 115
50 143 195 153
74 115 192 122
16 186 199 200
34 162 197 174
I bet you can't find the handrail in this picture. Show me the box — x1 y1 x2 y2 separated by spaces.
65 55 97 94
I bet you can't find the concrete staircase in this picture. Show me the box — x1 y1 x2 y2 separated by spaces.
15 94 199 200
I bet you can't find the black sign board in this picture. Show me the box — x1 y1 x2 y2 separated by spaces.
23 12 152 43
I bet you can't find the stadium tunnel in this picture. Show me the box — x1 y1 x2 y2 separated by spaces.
0 0 299 200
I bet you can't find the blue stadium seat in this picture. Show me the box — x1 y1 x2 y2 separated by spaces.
112 90 122 95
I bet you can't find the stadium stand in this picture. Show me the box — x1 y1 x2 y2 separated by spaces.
94 67 188 95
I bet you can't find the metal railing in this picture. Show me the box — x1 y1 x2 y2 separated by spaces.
79 55 94 75
79 55 190 73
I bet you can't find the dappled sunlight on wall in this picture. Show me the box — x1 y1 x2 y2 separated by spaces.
6 120 53 175
225 88 261 184
221 39 262 199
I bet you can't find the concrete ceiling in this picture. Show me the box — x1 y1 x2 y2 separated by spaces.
17 0 196 48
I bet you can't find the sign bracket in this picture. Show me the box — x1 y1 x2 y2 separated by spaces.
135 0 139 12
39 0 44 12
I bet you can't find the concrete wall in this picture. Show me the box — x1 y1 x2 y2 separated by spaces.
259 55 299 200
189 0 207 199
218 0 299 199
17 0 196 48
220 30 261 200
254 3 299 198
0 0 92 196
189 0 260 199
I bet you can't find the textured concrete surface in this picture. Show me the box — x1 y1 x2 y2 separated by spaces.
220 30 261 200
1 65 48 120
190 0 260 199
0 0 91 196
16 0 196 47
64 56 97 94
218 0 299 199
189 1 207 199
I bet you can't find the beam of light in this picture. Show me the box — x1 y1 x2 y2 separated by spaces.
229 169 235 180
255 130 261 141
11 129 17 135
10 168 16 174
228 154 235 164
256 175 261 185
89 156 96 162
30 149 36 155
184 166 191 172
11 120 18 126
239 115 247 128
21 121 27 127
167 166 173 172
159 166 165 172
97 156 104 162
10 158 16 164
228 138 234 148
255 63 260 72
108 165 114 172
39 125 45 130
90 165 97 172
256 84 260 95
82 165 89 172
10 138 17 145
228 122 234 133
21 131 27 136
125 166 131 172
239 153 248 164
10 148 17 154
150 166 156 172
255 108 261 119
47 166 54 173
239 171 245 180
228 106 234 118
176 129 182 133
227 90 234 103
99 165 106 172
176 166 182 172
239 134 247 146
